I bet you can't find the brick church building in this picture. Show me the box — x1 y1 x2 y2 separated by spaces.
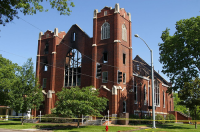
33 3 174 119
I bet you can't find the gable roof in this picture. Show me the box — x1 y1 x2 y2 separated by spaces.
133 55 170 86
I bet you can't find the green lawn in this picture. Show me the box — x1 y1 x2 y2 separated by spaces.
1 121 200 132
0 120 54 129
134 123 200 132
0 121 135 132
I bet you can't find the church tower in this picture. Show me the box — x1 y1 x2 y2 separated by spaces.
92 3 132 117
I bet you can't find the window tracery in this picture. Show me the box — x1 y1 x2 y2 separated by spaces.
101 22 110 40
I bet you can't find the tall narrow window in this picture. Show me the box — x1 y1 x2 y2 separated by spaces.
101 22 110 40
65 49 82 87
163 91 165 108
123 53 126 64
102 71 108 83
73 32 76 41
144 85 147 105
154 80 160 106
122 24 127 41
123 100 126 113
103 52 108 63
44 65 48 71
42 78 47 88
104 11 107 16
137 64 139 70
123 73 126 84
43 59 48 71
44 41 49 54
134 82 137 104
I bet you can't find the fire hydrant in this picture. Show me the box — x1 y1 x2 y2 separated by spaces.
105 125 109 131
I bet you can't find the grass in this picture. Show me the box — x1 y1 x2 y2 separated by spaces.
135 123 200 132
0 120 135 132
1 120 200 132
53 126 135 132
0 120 54 129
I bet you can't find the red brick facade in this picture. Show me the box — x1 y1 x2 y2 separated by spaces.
33 3 174 118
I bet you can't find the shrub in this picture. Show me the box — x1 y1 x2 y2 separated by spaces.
155 114 165 124
129 114 140 124
141 115 151 124
165 114 176 123
41 114 72 123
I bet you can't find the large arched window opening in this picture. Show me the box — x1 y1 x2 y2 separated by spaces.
65 49 82 87
101 22 110 40
122 24 127 41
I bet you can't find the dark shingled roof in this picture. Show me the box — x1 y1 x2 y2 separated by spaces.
133 55 171 86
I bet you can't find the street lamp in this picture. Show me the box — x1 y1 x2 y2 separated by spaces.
134 34 156 128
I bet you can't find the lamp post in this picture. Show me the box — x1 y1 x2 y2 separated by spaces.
134 34 156 128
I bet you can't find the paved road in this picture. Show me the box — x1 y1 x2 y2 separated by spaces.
0 129 53 132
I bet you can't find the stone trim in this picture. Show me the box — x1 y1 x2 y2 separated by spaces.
42 90 47 95
100 85 111 92
162 83 170 88
122 87 126 91
47 90 55 98
38 32 43 40
133 73 150 81
114 40 121 43
92 44 97 46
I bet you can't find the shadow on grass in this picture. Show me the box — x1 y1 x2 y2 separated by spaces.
0 123 21 125
37 125 88 131
156 124 193 130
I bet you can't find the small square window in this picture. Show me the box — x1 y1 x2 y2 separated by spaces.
103 52 108 63
42 78 47 88
123 53 126 64
102 72 108 83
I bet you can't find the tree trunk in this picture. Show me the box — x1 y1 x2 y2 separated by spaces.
77 119 80 128
77 115 80 128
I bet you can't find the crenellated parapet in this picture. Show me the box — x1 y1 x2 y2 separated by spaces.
93 3 131 21
38 28 66 40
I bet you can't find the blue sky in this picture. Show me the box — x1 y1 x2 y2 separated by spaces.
0 0 199 82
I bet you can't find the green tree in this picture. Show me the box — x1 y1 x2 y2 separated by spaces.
8 58 44 125
159 16 200 94
52 86 108 128
0 0 75 26
173 93 189 116
0 55 18 112
178 77 200 129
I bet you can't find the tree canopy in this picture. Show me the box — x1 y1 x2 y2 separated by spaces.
9 58 44 116
0 56 44 125
159 16 200 93
173 93 189 116
178 77 200 128
52 86 108 127
0 0 75 26
0 55 18 105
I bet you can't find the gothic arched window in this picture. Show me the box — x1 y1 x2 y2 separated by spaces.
122 24 127 41
101 22 110 40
